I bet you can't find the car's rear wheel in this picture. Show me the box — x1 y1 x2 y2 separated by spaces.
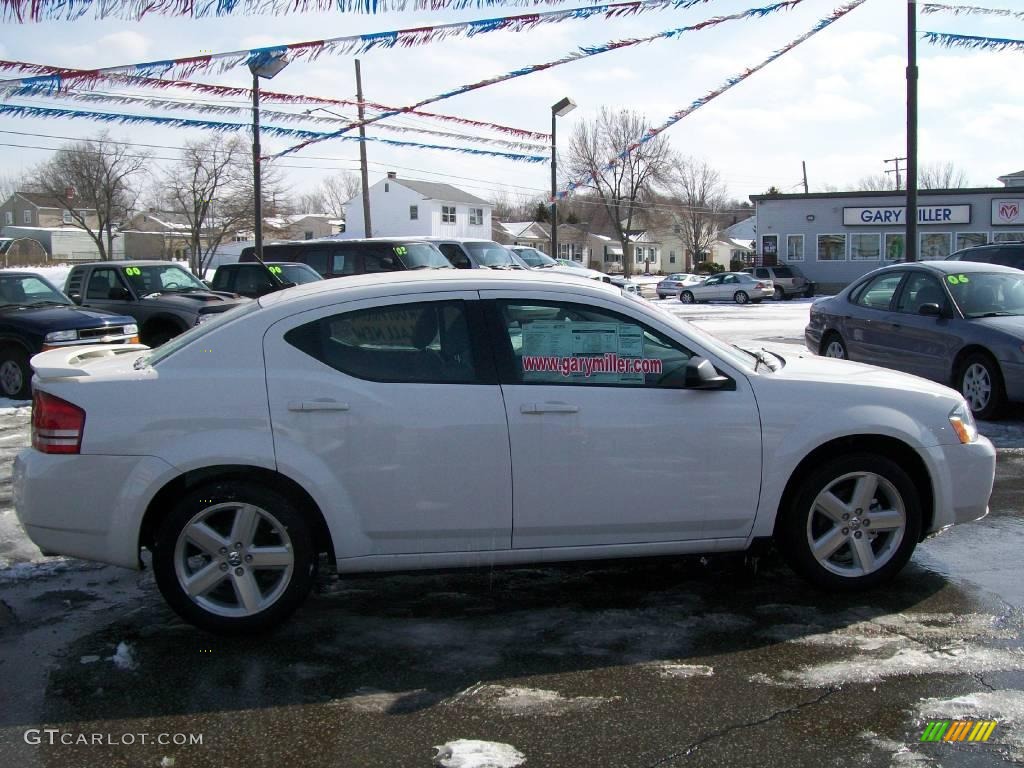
734 291 749 305
774 287 785 301
0 346 30 400
680 291 695 304
153 481 315 634
822 333 847 359
957 352 1005 420
778 454 921 590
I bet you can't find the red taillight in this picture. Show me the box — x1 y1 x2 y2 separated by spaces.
32 391 85 455
756 282 766 289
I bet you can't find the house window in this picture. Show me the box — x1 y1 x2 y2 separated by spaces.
669 250 676 264
384 183 389 192
786 234 804 261
817 234 846 261
62 210 73 225
469 208 483 226
559 243 570 259
304 231 314 240
23 209 32 224
850 233 881 261
442 206 456 224
3 211 11 225
410 205 418 220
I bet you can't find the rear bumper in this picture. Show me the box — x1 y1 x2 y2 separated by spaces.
14 449 177 569
924 436 996 532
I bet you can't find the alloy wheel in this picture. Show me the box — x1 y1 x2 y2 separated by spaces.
0 360 23 397
961 362 992 413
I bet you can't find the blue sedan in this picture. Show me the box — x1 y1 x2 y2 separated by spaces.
805 260 1024 419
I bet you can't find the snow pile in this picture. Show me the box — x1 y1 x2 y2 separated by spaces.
447 683 612 716
433 740 526 768
649 662 714 679
110 641 137 671
1 265 73 290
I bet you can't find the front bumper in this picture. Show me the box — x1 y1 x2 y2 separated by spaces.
14 449 177 569
924 436 996 532
1000 359 1024 404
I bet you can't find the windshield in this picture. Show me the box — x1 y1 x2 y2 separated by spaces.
394 243 452 269
947 271 1024 317
0 274 71 307
138 301 260 368
465 242 517 267
278 264 322 285
121 264 208 295
515 248 557 268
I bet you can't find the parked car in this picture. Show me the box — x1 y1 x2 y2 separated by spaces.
550 257 614 283
239 238 452 278
417 237 525 270
17 270 994 633
743 265 815 300
210 262 322 298
510 247 612 284
946 242 1024 271
656 273 702 300
0 272 137 399
805 260 1024 419
65 261 250 347
679 273 774 305
607 274 643 297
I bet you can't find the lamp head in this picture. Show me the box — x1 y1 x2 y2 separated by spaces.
552 97 577 117
248 50 290 80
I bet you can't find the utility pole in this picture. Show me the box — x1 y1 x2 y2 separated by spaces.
801 161 809 194
906 0 919 261
355 59 372 238
884 157 907 191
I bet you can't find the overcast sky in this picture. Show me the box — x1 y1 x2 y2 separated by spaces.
1 0 1022 209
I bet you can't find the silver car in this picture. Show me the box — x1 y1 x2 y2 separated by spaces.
805 260 1024 419
656 273 702 299
679 273 774 305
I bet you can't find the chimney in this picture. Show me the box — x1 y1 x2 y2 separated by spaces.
387 171 397 179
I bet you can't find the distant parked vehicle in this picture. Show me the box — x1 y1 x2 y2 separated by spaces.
416 238 525 270
657 273 702 300
743 265 815 300
511 247 612 283
679 273 774 305
210 262 322 298
240 238 452 279
946 242 1024 272
806 260 1024 419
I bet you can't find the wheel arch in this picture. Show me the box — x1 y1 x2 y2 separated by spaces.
950 344 1001 388
142 313 188 335
773 434 935 542
139 465 336 566
0 335 34 356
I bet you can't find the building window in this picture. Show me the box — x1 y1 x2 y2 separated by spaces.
885 233 905 261
850 233 881 261
956 233 987 251
786 234 804 261
384 183 389 192
410 205 418 220
3 211 11 225
993 231 1024 243
559 243 570 259
23 209 32 224
920 232 951 259
442 206 456 224
669 250 676 264
62 210 73 225
761 234 779 262
469 208 483 226
304 231 314 240
817 234 846 261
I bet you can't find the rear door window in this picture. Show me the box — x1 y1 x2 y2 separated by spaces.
853 272 904 310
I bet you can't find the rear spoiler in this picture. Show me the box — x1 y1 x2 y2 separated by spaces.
31 344 150 380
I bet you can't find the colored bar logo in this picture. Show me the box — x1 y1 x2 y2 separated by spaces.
920 720 997 742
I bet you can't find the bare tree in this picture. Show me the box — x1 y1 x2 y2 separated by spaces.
856 173 898 192
0 171 35 203
297 172 360 218
919 162 969 189
161 135 252 276
36 132 149 259
666 157 728 271
565 108 675 276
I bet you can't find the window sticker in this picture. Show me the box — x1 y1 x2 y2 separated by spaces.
947 274 970 285
268 265 283 275
521 321 655 383
123 267 142 276
393 246 408 256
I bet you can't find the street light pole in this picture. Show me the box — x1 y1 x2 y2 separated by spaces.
906 0 919 261
550 97 576 259
248 52 290 262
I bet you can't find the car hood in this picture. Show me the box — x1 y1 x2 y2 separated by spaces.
1 304 136 330
771 353 960 401
969 314 1024 338
142 291 247 312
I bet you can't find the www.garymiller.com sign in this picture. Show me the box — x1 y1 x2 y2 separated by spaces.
843 206 971 226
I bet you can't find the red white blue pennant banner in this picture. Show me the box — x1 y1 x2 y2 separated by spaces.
0 103 549 163
922 31 1024 51
557 0 868 199
0 1 715 83
0 64 550 140
921 4 1024 21
274 0 804 158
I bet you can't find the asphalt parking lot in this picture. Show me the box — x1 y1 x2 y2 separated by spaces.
1 297 1022 768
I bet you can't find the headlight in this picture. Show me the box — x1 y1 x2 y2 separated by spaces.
948 400 978 444
44 330 79 343
124 324 138 335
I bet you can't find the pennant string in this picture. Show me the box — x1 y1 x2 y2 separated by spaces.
921 3 1024 21
557 0 868 199
922 30 1024 51
273 0 806 159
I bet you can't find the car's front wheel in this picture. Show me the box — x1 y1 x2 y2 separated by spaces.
680 291 695 304
957 352 1005 420
822 332 847 359
0 346 30 400
734 291 749 305
778 454 921 590
152 481 315 634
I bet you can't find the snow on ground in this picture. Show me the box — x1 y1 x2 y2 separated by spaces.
433 739 526 768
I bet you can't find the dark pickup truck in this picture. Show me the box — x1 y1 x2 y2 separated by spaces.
65 261 250 347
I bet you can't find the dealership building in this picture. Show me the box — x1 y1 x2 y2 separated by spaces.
749 184 1024 293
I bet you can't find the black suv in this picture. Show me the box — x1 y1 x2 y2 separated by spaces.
65 261 250 347
947 242 1024 271
210 262 322 298
239 238 452 278
0 272 138 399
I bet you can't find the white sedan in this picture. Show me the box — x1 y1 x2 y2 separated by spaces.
15 271 994 633
679 272 774 304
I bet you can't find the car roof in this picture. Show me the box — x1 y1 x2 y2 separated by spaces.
226 261 307 267
414 237 502 244
903 260 1022 275
72 260 190 267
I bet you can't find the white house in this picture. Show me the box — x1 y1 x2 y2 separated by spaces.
344 172 492 238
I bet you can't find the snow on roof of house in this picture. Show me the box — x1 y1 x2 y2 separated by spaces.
389 178 489 206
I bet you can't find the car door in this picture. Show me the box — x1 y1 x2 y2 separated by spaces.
695 275 722 300
481 290 762 548
887 271 962 381
843 271 906 365
263 292 513 558
81 266 148 321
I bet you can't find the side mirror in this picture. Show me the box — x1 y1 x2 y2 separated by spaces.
668 357 732 390
68 292 83 305
108 286 132 301
918 303 942 317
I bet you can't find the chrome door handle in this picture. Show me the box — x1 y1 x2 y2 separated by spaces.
521 403 579 414
287 400 350 412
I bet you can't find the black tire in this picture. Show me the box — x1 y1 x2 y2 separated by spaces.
0 345 31 400
734 291 749 305
143 324 182 348
821 332 847 359
774 287 785 301
777 454 921 591
957 352 1005 421
679 291 695 304
804 286 815 299
152 480 315 634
